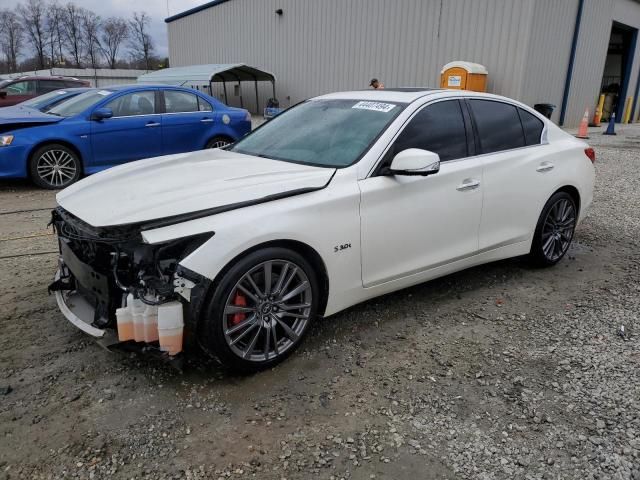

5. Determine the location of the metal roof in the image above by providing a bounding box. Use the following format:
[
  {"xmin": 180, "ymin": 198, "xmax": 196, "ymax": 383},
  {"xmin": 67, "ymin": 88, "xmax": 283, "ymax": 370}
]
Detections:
[
  {"xmin": 137, "ymin": 64, "xmax": 276, "ymax": 85},
  {"xmin": 165, "ymin": 0, "xmax": 231, "ymax": 23}
]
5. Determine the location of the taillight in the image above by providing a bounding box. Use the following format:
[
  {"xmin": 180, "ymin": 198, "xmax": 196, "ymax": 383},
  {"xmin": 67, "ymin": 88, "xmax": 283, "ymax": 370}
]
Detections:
[{"xmin": 584, "ymin": 147, "xmax": 595, "ymax": 163}]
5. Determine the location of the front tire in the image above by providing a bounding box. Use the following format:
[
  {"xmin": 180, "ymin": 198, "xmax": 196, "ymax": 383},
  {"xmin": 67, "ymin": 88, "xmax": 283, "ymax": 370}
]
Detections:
[
  {"xmin": 200, "ymin": 248, "xmax": 319, "ymax": 372},
  {"xmin": 529, "ymin": 192, "xmax": 577, "ymax": 267},
  {"xmin": 29, "ymin": 143, "xmax": 81, "ymax": 189},
  {"xmin": 206, "ymin": 136, "xmax": 232, "ymax": 149}
]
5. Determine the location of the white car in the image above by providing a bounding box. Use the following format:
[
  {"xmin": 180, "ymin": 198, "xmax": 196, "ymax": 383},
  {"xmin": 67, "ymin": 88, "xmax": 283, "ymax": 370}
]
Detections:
[{"xmin": 51, "ymin": 88, "xmax": 595, "ymax": 371}]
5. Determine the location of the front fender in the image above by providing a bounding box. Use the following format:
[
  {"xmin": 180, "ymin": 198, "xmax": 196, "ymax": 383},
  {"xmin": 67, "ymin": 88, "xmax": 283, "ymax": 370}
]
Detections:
[{"xmin": 141, "ymin": 174, "xmax": 363, "ymax": 316}]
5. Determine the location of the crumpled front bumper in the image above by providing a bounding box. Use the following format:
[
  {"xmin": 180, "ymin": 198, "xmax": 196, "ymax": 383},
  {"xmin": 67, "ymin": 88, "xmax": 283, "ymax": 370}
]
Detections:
[{"xmin": 53, "ymin": 268, "xmax": 111, "ymax": 338}]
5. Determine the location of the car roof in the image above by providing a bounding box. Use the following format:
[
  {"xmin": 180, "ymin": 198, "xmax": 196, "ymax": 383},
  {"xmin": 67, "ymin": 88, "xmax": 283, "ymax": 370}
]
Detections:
[
  {"xmin": 103, "ymin": 84, "xmax": 209, "ymax": 92},
  {"xmin": 4, "ymin": 76, "xmax": 84, "ymax": 81},
  {"xmin": 312, "ymin": 88, "xmax": 528, "ymax": 105}
]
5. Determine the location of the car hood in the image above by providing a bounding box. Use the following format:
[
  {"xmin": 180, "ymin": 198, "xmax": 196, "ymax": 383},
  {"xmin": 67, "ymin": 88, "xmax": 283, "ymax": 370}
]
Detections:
[
  {"xmin": 56, "ymin": 149, "xmax": 336, "ymax": 228},
  {"xmin": 0, "ymin": 107, "xmax": 62, "ymax": 125}
]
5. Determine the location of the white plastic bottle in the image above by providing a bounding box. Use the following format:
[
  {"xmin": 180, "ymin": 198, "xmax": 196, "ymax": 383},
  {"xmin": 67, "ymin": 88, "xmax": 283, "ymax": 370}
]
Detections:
[
  {"xmin": 115, "ymin": 294, "xmax": 134, "ymax": 342},
  {"xmin": 157, "ymin": 301, "xmax": 184, "ymax": 355},
  {"xmin": 130, "ymin": 296, "xmax": 146, "ymax": 343},
  {"xmin": 143, "ymin": 305, "xmax": 159, "ymax": 343}
]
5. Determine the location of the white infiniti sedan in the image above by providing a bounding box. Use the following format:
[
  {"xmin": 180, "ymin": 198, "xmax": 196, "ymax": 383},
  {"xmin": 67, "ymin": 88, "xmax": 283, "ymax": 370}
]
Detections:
[{"xmin": 51, "ymin": 88, "xmax": 595, "ymax": 371}]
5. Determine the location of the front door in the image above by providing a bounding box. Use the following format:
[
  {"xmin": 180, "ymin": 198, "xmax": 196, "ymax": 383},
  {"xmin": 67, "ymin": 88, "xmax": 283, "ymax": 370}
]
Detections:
[
  {"xmin": 90, "ymin": 90, "xmax": 162, "ymax": 167},
  {"xmin": 359, "ymin": 99, "xmax": 483, "ymax": 287},
  {"xmin": 0, "ymin": 79, "xmax": 37, "ymax": 107}
]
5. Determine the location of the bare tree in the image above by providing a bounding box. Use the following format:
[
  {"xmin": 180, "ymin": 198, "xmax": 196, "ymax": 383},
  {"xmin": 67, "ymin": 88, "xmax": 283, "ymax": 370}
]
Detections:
[
  {"xmin": 62, "ymin": 3, "xmax": 84, "ymax": 67},
  {"xmin": 100, "ymin": 17, "xmax": 128, "ymax": 69},
  {"xmin": 128, "ymin": 12, "xmax": 154, "ymax": 70},
  {"xmin": 18, "ymin": 0, "xmax": 48, "ymax": 69},
  {"xmin": 0, "ymin": 10, "xmax": 22, "ymax": 72},
  {"xmin": 46, "ymin": 2, "xmax": 65, "ymax": 66},
  {"xmin": 81, "ymin": 10, "xmax": 101, "ymax": 69}
]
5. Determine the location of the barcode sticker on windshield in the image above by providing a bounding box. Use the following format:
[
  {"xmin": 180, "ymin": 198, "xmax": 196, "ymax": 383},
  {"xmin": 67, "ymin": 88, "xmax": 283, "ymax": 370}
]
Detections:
[{"xmin": 352, "ymin": 101, "xmax": 396, "ymax": 113}]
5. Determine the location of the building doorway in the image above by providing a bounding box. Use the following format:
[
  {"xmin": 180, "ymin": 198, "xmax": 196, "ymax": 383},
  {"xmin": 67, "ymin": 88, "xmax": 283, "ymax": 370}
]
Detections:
[{"xmin": 599, "ymin": 22, "xmax": 637, "ymax": 122}]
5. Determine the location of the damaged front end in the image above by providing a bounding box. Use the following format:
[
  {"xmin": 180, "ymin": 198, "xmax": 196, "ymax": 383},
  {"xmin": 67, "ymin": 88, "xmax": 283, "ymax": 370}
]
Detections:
[{"xmin": 49, "ymin": 207, "xmax": 212, "ymax": 359}]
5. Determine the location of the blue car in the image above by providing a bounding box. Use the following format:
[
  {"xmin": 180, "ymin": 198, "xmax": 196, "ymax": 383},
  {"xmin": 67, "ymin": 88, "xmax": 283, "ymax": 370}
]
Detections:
[
  {"xmin": 0, "ymin": 87, "xmax": 91, "ymax": 116},
  {"xmin": 0, "ymin": 85, "xmax": 252, "ymax": 189}
]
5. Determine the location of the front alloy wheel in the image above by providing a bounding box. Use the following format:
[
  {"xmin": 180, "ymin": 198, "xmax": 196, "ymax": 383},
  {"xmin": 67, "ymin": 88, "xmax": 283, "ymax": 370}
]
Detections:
[
  {"xmin": 530, "ymin": 192, "xmax": 577, "ymax": 266},
  {"xmin": 201, "ymin": 248, "xmax": 318, "ymax": 371},
  {"xmin": 206, "ymin": 136, "xmax": 231, "ymax": 149},
  {"xmin": 29, "ymin": 144, "xmax": 80, "ymax": 189}
]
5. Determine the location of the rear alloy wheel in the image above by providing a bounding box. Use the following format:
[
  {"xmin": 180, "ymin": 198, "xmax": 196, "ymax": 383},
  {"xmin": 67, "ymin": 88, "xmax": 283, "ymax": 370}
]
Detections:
[
  {"xmin": 201, "ymin": 248, "xmax": 319, "ymax": 372},
  {"xmin": 206, "ymin": 136, "xmax": 232, "ymax": 149},
  {"xmin": 529, "ymin": 192, "xmax": 577, "ymax": 266},
  {"xmin": 29, "ymin": 144, "xmax": 80, "ymax": 189}
]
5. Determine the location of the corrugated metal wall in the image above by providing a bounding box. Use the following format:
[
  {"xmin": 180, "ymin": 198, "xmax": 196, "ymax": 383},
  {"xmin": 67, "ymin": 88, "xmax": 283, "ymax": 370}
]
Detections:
[
  {"xmin": 520, "ymin": 0, "xmax": 579, "ymax": 124},
  {"xmin": 168, "ymin": 0, "xmax": 537, "ymax": 107},
  {"xmin": 168, "ymin": 0, "xmax": 640, "ymax": 126},
  {"xmin": 563, "ymin": 0, "xmax": 615, "ymax": 126},
  {"xmin": 613, "ymin": 0, "xmax": 640, "ymax": 121}
]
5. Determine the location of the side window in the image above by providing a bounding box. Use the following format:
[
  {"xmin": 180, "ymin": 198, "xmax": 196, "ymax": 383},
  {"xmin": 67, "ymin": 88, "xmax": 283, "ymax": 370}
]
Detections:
[
  {"xmin": 469, "ymin": 100, "xmax": 525, "ymax": 153},
  {"xmin": 164, "ymin": 90, "xmax": 199, "ymax": 113},
  {"xmin": 107, "ymin": 91, "xmax": 156, "ymax": 117},
  {"xmin": 198, "ymin": 97, "xmax": 213, "ymax": 112},
  {"xmin": 393, "ymin": 100, "xmax": 468, "ymax": 161},
  {"xmin": 4, "ymin": 80, "xmax": 36, "ymax": 96},
  {"xmin": 38, "ymin": 80, "xmax": 65, "ymax": 94},
  {"xmin": 518, "ymin": 108, "xmax": 544, "ymax": 146}
]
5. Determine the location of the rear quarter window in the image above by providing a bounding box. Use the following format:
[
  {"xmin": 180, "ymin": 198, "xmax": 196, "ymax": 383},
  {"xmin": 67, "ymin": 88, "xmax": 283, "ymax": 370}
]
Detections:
[
  {"xmin": 518, "ymin": 108, "xmax": 544, "ymax": 145},
  {"xmin": 469, "ymin": 99, "xmax": 525, "ymax": 154}
]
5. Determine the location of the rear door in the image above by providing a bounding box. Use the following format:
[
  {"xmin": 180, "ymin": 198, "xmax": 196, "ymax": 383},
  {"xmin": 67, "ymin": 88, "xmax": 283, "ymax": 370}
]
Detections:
[
  {"xmin": 467, "ymin": 99, "xmax": 550, "ymax": 250},
  {"xmin": 90, "ymin": 89, "xmax": 162, "ymax": 167},
  {"xmin": 160, "ymin": 89, "xmax": 215, "ymax": 155}
]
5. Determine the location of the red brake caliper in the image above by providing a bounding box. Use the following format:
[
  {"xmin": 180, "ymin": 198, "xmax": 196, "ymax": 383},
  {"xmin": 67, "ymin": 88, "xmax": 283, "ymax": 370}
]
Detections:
[{"xmin": 231, "ymin": 291, "xmax": 247, "ymax": 325}]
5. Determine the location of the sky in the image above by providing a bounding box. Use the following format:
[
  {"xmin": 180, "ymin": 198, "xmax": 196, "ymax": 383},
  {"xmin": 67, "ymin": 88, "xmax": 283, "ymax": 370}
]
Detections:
[{"xmin": 6, "ymin": 0, "xmax": 207, "ymax": 57}]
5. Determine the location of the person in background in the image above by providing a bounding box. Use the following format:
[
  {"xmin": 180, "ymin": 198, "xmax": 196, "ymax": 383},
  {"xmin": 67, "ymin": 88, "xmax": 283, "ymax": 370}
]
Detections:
[{"xmin": 370, "ymin": 78, "xmax": 384, "ymax": 89}]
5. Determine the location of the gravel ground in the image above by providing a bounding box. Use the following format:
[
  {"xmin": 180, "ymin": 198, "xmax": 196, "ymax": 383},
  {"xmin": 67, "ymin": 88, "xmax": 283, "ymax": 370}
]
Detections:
[{"xmin": 0, "ymin": 124, "xmax": 639, "ymax": 480}]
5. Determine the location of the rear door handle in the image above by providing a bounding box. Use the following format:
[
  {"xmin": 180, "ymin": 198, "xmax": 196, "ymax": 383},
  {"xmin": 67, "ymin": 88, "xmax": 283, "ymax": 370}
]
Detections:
[
  {"xmin": 456, "ymin": 179, "xmax": 481, "ymax": 191},
  {"xmin": 536, "ymin": 161, "xmax": 555, "ymax": 172},
  {"xmin": 200, "ymin": 118, "xmax": 214, "ymax": 123},
  {"xmin": 146, "ymin": 122, "xmax": 160, "ymax": 127}
]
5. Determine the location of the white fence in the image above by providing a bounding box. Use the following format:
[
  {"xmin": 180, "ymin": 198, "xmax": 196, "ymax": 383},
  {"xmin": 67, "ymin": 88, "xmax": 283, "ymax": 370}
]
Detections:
[{"xmin": 0, "ymin": 68, "xmax": 149, "ymax": 87}]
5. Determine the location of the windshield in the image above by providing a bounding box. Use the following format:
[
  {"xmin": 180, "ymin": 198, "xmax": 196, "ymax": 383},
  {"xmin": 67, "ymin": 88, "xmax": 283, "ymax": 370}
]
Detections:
[
  {"xmin": 230, "ymin": 99, "xmax": 404, "ymax": 167},
  {"xmin": 21, "ymin": 90, "xmax": 74, "ymax": 111},
  {"xmin": 48, "ymin": 89, "xmax": 112, "ymax": 117}
]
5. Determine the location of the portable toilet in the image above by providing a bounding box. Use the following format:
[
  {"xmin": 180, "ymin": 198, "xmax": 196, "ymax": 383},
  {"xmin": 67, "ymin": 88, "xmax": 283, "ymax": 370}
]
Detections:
[{"xmin": 440, "ymin": 61, "xmax": 488, "ymax": 92}]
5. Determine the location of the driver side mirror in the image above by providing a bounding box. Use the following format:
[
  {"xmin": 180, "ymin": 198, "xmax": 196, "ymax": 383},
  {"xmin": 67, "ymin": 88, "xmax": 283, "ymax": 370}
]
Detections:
[
  {"xmin": 0, "ymin": 90, "xmax": 7, "ymax": 99},
  {"xmin": 387, "ymin": 148, "xmax": 440, "ymax": 176},
  {"xmin": 91, "ymin": 107, "xmax": 113, "ymax": 121}
]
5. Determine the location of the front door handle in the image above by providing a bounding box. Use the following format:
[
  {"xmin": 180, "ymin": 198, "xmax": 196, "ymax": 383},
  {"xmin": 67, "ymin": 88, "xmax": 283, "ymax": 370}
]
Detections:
[
  {"xmin": 536, "ymin": 161, "xmax": 555, "ymax": 172},
  {"xmin": 200, "ymin": 118, "xmax": 214, "ymax": 123},
  {"xmin": 146, "ymin": 122, "xmax": 160, "ymax": 127},
  {"xmin": 456, "ymin": 179, "xmax": 481, "ymax": 191}
]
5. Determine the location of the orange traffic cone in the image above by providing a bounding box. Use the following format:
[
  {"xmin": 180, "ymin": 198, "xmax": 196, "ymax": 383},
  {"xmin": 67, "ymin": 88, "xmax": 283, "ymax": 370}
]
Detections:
[{"xmin": 576, "ymin": 109, "xmax": 589, "ymax": 139}]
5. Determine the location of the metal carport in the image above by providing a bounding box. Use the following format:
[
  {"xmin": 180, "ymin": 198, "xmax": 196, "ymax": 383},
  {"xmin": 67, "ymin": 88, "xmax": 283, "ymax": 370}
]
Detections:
[{"xmin": 137, "ymin": 63, "xmax": 276, "ymax": 112}]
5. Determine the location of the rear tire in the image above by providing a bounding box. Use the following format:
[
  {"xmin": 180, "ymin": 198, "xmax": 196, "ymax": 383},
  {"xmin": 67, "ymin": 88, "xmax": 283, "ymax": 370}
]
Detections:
[
  {"xmin": 200, "ymin": 247, "xmax": 319, "ymax": 372},
  {"xmin": 206, "ymin": 136, "xmax": 232, "ymax": 149},
  {"xmin": 29, "ymin": 143, "xmax": 81, "ymax": 189},
  {"xmin": 529, "ymin": 192, "xmax": 577, "ymax": 267}
]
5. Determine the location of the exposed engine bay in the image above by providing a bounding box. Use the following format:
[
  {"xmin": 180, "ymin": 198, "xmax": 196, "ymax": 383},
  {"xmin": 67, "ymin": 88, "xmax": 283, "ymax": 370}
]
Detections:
[{"xmin": 48, "ymin": 207, "xmax": 212, "ymax": 356}]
